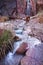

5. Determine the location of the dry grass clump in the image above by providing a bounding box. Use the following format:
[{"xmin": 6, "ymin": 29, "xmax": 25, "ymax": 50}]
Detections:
[
  {"xmin": 38, "ymin": 15, "xmax": 43, "ymax": 23},
  {"xmin": 0, "ymin": 16, "xmax": 9, "ymax": 22},
  {"xmin": 31, "ymin": 12, "xmax": 43, "ymax": 23}
]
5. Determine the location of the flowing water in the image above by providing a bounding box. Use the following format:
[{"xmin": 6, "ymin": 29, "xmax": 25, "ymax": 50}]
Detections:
[{"xmin": 0, "ymin": 19, "xmax": 42, "ymax": 65}]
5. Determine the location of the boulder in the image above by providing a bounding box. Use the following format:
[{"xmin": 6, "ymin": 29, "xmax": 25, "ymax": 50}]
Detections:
[
  {"xmin": 16, "ymin": 42, "xmax": 28, "ymax": 54},
  {"xmin": 21, "ymin": 44, "xmax": 43, "ymax": 65},
  {"xmin": 26, "ymin": 48, "xmax": 36, "ymax": 57},
  {"xmin": 21, "ymin": 56, "xmax": 40, "ymax": 65}
]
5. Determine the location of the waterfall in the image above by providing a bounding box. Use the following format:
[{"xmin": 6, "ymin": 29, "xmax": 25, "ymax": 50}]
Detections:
[{"xmin": 25, "ymin": 0, "xmax": 32, "ymax": 16}]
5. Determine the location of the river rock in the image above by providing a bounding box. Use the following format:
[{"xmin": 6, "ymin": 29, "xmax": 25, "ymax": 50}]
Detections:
[
  {"xmin": 21, "ymin": 43, "xmax": 43, "ymax": 65},
  {"xmin": 21, "ymin": 56, "xmax": 40, "ymax": 65},
  {"xmin": 16, "ymin": 42, "xmax": 28, "ymax": 54},
  {"xmin": 26, "ymin": 48, "xmax": 36, "ymax": 57},
  {"xmin": 26, "ymin": 44, "xmax": 43, "ymax": 60}
]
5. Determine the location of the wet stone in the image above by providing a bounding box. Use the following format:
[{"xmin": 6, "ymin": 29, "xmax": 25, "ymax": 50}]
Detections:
[{"xmin": 16, "ymin": 42, "xmax": 28, "ymax": 54}]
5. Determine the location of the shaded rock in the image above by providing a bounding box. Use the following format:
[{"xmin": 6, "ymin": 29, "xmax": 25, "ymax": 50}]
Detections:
[
  {"xmin": 26, "ymin": 46, "xmax": 41, "ymax": 56},
  {"xmin": 13, "ymin": 36, "xmax": 21, "ymax": 41},
  {"xmin": 26, "ymin": 44, "xmax": 43, "ymax": 61},
  {"xmin": 0, "ymin": 0, "xmax": 17, "ymax": 16},
  {"xmin": 21, "ymin": 44, "xmax": 43, "ymax": 65},
  {"xmin": 25, "ymin": 16, "xmax": 30, "ymax": 23},
  {"xmin": 17, "ymin": 0, "xmax": 26, "ymax": 14},
  {"xmin": 30, "ymin": 0, "xmax": 36, "ymax": 15},
  {"xmin": 16, "ymin": 42, "xmax": 28, "ymax": 54}
]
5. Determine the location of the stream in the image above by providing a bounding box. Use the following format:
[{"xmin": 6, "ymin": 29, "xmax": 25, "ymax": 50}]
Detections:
[{"xmin": 0, "ymin": 19, "xmax": 42, "ymax": 65}]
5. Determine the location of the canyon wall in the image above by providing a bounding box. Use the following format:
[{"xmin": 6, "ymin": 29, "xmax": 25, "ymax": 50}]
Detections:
[{"xmin": 0, "ymin": 0, "xmax": 43, "ymax": 16}]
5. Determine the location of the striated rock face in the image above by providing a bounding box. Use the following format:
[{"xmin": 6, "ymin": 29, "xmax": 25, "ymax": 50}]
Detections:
[{"xmin": 16, "ymin": 42, "xmax": 28, "ymax": 54}]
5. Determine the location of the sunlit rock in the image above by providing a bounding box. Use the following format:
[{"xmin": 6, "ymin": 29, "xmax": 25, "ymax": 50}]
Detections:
[{"xmin": 0, "ymin": 16, "xmax": 9, "ymax": 22}]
